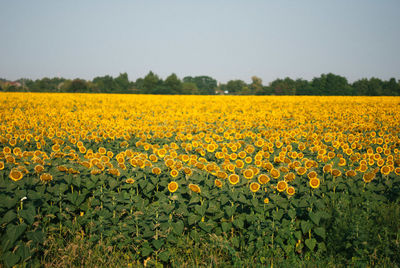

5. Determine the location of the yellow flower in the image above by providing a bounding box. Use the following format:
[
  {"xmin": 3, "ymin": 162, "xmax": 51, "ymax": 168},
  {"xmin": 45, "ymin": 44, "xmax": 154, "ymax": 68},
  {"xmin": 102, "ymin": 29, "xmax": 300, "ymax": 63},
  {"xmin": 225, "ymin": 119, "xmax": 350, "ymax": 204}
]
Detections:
[
  {"xmin": 249, "ymin": 182, "xmax": 260, "ymax": 193},
  {"xmin": 263, "ymin": 197, "xmax": 269, "ymax": 204},
  {"xmin": 270, "ymin": 168, "xmax": 280, "ymax": 179},
  {"xmin": 243, "ymin": 169, "xmax": 254, "ymax": 179},
  {"xmin": 228, "ymin": 174, "xmax": 240, "ymax": 185},
  {"xmin": 168, "ymin": 181, "xmax": 178, "ymax": 193},
  {"xmin": 309, "ymin": 177, "xmax": 320, "ymax": 189},
  {"xmin": 40, "ymin": 173, "xmax": 53, "ymax": 182},
  {"xmin": 126, "ymin": 178, "xmax": 135, "ymax": 184},
  {"xmin": 214, "ymin": 179, "xmax": 223, "ymax": 188},
  {"xmin": 276, "ymin": 180, "xmax": 287, "ymax": 192},
  {"xmin": 9, "ymin": 169, "xmax": 23, "ymax": 181},
  {"xmin": 188, "ymin": 184, "xmax": 201, "ymax": 193},
  {"xmin": 257, "ymin": 174, "xmax": 270, "ymax": 184},
  {"xmin": 286, "ymin": 186, "xmax": 295, "ymax": 196},
  {"xmin": 170, "ymin": 169, "xmax": 179, "ymax": 178}
]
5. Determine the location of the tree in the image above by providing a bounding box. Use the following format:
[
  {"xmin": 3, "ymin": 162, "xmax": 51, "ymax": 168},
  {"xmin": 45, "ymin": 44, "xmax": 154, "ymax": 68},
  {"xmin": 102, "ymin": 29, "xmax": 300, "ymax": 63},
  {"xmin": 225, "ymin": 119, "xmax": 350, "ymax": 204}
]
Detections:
[
  {"xmin": 114, "ymin": 73, "xmax": 130, "ymax": 92},
  {"xmin": 183, "ymin": 76, "xmax": 217, "ymax": 94},
  {"xmin": 93, "ymin": 75, "xmax": 116, "ymax": 92},
  {"xmin": 226, "ymin": 80, "xmax": 247, "ymax": 94},
  {"xmin": 164, "ymin": 73, "xmax": 182, "ymax": 94},
  {"xmin": 311, "ymin": 73, "xmax": 352, "ymax": 95},
  {"xmin": 270, "ymin": 77, "xmax": 296, "ymax": 95},
  {"xmin": 352, "ymin": 78, "xmax": 369, "ymax": 96},
  {"xmin": 182, "ymin": 82, "xmax": 198, "ymax": 94},
  {"xmin": 67, "ymin": 79, "xmax": 88, "ymax": 92},
  {"xmin": 143, "ymin": 71, "xmax": 162, "ymax": 93},
  {"xmin": 250, "ymin": 76, "xmax": 263, "ymax": 93}
]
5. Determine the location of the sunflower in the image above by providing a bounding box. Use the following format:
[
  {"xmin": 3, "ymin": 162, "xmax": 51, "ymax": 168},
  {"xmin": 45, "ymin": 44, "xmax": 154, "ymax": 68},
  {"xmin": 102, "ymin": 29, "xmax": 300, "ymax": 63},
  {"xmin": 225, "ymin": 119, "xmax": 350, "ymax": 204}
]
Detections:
[
  {"xmin": 284, "ymin": 172, "xmax": 295, "ymax": 182},
  {"xmin": 170, "ymin": 169, "xmax": 179, "ymax": 178},
  {"xmin": 270, "ymin": 168, "xmax": 280, "ymax": 179},
  {"xmin": 215, "ymin": 179, "xmax": 223, "ymax": 188},
  {"xmin": 381, "ymin": 165, "xmax": 391, "ymax": 176},
  {"xmin": 58, "ymin": 165, "xmax": 68, "ymax": 172},
  {"xmin": 228, "ymin": 174, "xmax": 240, "ymax": 185},
  {"xmin": 258, "ymin": 174, "xmax": 270, "ymax": 184},
  {"xmin": 206, "ymin": 144, "xmax": 216, "ymax": 153},
  {"xmin": 168, "ymin": 181, "xmax": 178, "ymax": 193},
  {"xmin": 307, "ymin": 171, "xmax": 317, "ymax": 179},
  {"xmin": 34, "ymin": 164, "xmax": 44, "ymax": 173},
  {"xmin": 244, "ymin": 156, "xmax": 252, "ymax": 164},
  {"xmin": 238, "ymin": 151, "xmax": 246, "ymax": 159},
  {"xmin": 331, "ymin": 169, "xmax": 342, "ymax": 177},
  {"xmin": 345, "ymin": 170, "xmax": 357, "ymax": 177},
  {"xmin": 249, "ymin": 182, "xmax": 260, "ymax": 193},
  {"xmin": 296, "ymin": 167, "xmax": 307, "ymax": 176},
  {"xmin": 189, "ymin": 184, "xmax": 201, "ymax": 193},
  {"xmin": 263, "ymin": 162, "xmax": 273, "ymax": 171},
  {"xmin": 323, "ymin": 164, "xmax": 332, "ymax": 174},
  {"xmin": 0, "ymin": 161, "xmax": 4, "ymax": 170},
  {"xmin": 40, "ymin": 173, "xmax": 53, "ymax": 182},
  {"xmin": 286, "ymin": 186, "xmax": 295, "ymax": 196},
  {"xmin": 276, "ymin": 180, "xmax": 287, "ymax": 192},
  {"xmin": 125, "ymin": 178, "xmax": 135, "ymax": 184},
  {"xmin": 109, "ymin": 168, "xmax": 121, "ymax": 176},
  {"xmin": 52, "ymin": 144, "xmax": 60, "ymax": 152},
  {"xmin": 98, "ymin": 147, "xmax": 107, "ymax": 155},
  {"xmin": 243, "ymin": 169, "xmax": 254, "ymax": 180},
  {"xmin": 309, "ymin": 177, "xmax": 320, "ymax": 189},
  {"xmin": 363, "ymin": 172, "xmax": 375, "ymax": 183},
  {"xmin": 183, "ymin": 167, "xmax": 192, "ymax": 176},
  {"xmin": 3, "ymin": 146, "xmax": 12, "ymax": 154},
  {"xmin": 9, "ymin": 169, "xmax": 23, "ymax": 181},
  {"xmin": 235, "ymin": 159, "xmax": 244, "ymax": 169},
  {"xmin": 217, "ymin": 171, "xmax": 228, "ymax": 179},
  {"xmin": 6, "ymin": 155, "xmax": 15, "ymax": 164},
  {"xmin": 263, "ymin": 197, "xmax": 269, "ymax": 204},
  {"xmin": 338, "ymin": 158, "xmax": 346, "ymax": 166},
  {"xmin": 394, "ymin": 167, "xmax": 400, "ymax": 176}
]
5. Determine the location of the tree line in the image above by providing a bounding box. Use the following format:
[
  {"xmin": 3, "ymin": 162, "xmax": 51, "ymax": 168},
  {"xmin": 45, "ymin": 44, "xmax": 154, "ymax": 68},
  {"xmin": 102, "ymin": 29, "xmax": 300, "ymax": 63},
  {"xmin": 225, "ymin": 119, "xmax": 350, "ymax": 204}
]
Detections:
[{"xmin": 1, "ymin": 72, "xmax": 399, "ymax": 96}]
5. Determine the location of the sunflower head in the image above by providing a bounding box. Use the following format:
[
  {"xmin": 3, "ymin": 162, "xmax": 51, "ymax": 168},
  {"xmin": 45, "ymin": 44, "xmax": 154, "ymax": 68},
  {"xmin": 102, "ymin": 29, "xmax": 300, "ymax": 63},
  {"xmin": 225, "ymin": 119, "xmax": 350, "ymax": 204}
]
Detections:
[
  {"xmin": 249, "ymin": 182, "xmax": 260, "ymax": 193},
  {"xmin": 228, "ymin": 174, "xmax": 240, "ymax": 185},
  {"xmin": 168, "ymin": 181, "xmax": 178, "ymax": 193},
  {"xmin": 188, "ymin": 184, "xmax": 201, "ymax": 193}
]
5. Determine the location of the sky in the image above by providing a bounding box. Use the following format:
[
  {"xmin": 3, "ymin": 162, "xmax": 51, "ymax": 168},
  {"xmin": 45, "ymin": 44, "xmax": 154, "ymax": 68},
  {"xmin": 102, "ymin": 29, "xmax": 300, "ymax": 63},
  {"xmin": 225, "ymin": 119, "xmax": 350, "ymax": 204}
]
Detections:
[{"xmin": 0, "ymin": 0, "xmax": 399, "ymax": 84}]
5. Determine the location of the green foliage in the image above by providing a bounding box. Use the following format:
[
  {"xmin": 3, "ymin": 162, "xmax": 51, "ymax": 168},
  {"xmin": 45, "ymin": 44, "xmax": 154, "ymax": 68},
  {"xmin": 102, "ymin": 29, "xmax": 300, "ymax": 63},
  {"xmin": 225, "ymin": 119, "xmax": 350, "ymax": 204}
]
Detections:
[{"xmin": 2, "ymin": 73, "xmax": 399, "ymax": 95}]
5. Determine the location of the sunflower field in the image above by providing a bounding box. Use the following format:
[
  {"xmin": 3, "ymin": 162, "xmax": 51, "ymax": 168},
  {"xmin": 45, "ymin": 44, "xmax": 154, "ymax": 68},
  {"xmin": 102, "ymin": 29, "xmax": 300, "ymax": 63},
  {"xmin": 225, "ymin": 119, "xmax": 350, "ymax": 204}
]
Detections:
[{"xmin": 0, "ymin": 93, "xmax": 400, "ymax": 266}]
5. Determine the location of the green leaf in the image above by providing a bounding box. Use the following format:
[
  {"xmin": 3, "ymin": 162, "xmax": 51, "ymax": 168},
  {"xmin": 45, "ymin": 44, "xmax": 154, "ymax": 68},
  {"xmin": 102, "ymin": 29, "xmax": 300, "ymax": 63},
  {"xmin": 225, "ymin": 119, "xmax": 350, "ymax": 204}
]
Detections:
[
  {"xmin": 314, "ymin": 227, "xmax": 326, "ymax": 239},
  {"xmin": 1, "ymin": 210, "xmax": 17, "ymax": 225},
  {"xmin": 224, "ymin": 206, "xmax": 235, "ymax": 217},
  {"xmin": 2, "ymin": 251, "xmax": 20, "ymax": 267},
  {"xmin": 288, "ymin": 209, "xmax": 296, "ymax": 219},
  {"xmin": 152, "ymin": 239, "xmax": 164, "ymax": 250},
  {"xmin": 309, "ymin": 211, "xmax": 321, "ymax": 225},
  {"xmin": 19, "ymin": 206, "xmax": 36, "ymax": 225},
  {"xmin": 188, "ymin": 214, "xmax": 200, "ymax": 225},
  {"xmin": 158, "ymin": 250, "xmax": 170, "ymax": 262},
  {"xmin": 195, "ymin": 205, "xmax": 206, "ymax": 216},
  {"xmin": 301, "ymin": 220, "xmax": 312, "ymax": 234},
  {"xmin": 172, "ymin": 220, "xmax": 184, "ymax": 235},
  {"xmin": 2, "ymin": 197, "xmax": 17, "ymax": 209},
  {"xmin": 305, "ymin": 238, "xmax": 316, "ymax": 251},
  {"xmin": 233, "ymin": 218, "xmax": 244, "ymax": 229},
  {"xmin": 272, "ymin": 209, "xmax": 284, "ymax": 221},
  {"xmin": 221, "ymin": 222, "xmax": 232, "ymax": 233},
  {"xmin": 141, "ymin": 244, "xmax": 153, "ymax": 257},
  {"xmin": 3, "ymin": 223, "xmax": 27, "ymax": 251},
  {"xmin": 198, "ymin": 221, "xmax": 214, "ymax": 233}
]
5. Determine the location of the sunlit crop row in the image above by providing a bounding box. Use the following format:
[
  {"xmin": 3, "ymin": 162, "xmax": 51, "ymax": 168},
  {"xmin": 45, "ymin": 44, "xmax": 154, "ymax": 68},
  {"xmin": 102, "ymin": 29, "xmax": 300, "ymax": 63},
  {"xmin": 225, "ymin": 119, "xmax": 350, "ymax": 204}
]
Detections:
[{"xmin": 1, "ymin": 93, "xmax": 399, "ymax": 195}]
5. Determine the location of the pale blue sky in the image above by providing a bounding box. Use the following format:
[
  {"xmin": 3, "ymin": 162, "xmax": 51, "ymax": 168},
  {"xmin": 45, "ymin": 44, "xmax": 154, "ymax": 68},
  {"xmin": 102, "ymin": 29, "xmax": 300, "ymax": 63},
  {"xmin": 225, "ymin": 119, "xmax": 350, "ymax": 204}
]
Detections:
[{"xmin": 1, "ymin": 0, "xmax": 399, "ymax": 83}]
